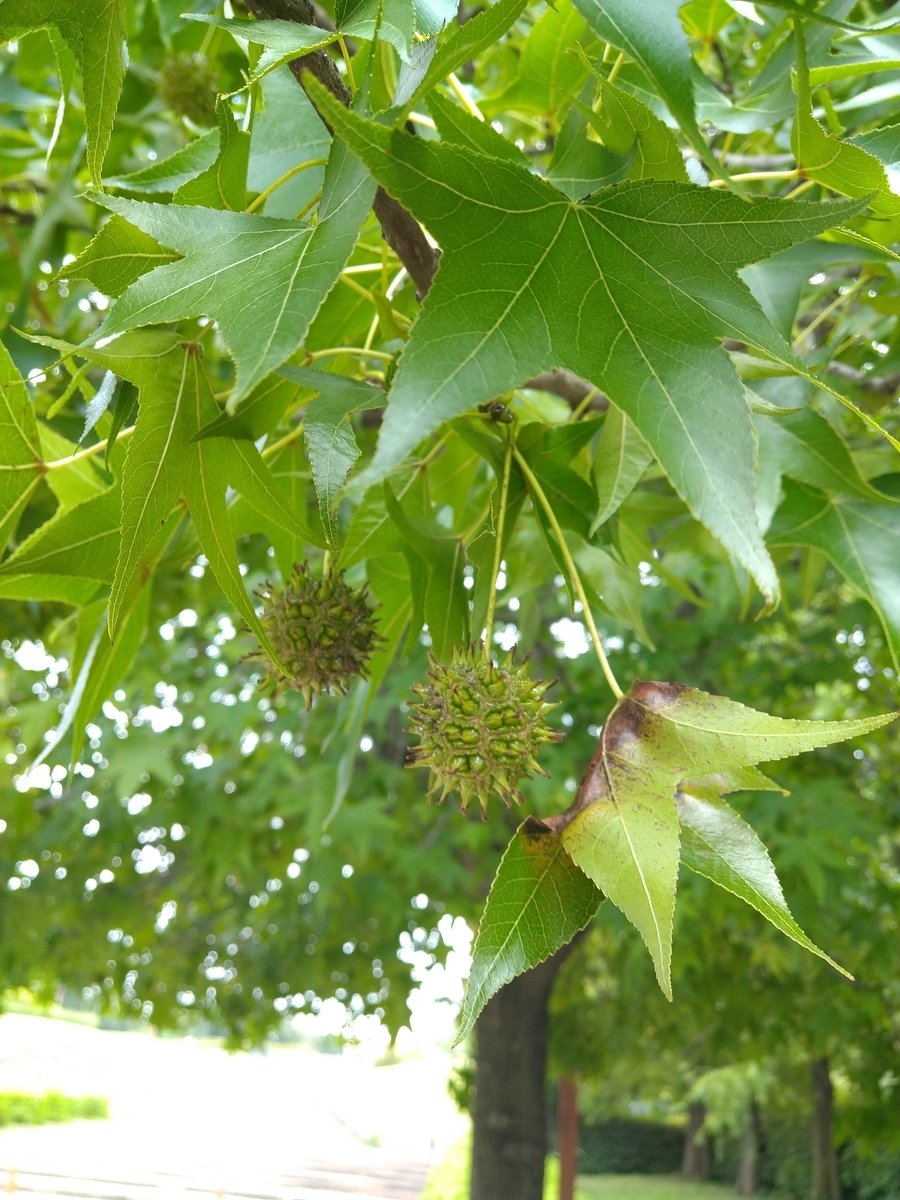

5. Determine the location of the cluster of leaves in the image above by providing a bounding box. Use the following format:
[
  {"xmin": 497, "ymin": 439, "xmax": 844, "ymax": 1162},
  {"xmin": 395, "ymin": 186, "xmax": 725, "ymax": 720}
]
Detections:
[
  {"xmin": 1, "ymin": 0, "xmax": 900, "ymax": 1038},
  {"xmin": 548, "ymin": 586, "xmax": 900, "ymax": 1153}
]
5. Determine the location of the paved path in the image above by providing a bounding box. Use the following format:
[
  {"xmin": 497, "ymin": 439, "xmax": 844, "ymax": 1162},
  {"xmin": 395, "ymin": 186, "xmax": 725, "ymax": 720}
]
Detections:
[{"xmin": 0, "ymin": 1014, "xmax": 466, "ymax": 1198}]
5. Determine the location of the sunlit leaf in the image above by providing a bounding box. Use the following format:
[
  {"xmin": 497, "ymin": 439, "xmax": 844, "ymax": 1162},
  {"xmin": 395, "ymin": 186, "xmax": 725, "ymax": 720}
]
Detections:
[
  {"xmin": 457, "ymin": 819, "xmax": 603, "ymax": 1041},
  {"xmin": 311, "ymin": 80, "xmax": 864, "ymax": 604}
]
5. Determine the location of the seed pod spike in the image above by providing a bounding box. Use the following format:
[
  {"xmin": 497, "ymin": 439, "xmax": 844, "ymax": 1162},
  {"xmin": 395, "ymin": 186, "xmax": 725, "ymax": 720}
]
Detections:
[{"xmin": 407, "ymin": 643, "xmax": 565, "ymax": 816}]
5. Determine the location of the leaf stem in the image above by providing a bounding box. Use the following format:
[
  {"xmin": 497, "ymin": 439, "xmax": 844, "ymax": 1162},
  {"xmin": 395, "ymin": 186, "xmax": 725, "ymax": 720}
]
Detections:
[
  {"xmin": 570, "ymin": 387, "xmax": 601, "ymax": 422},
  {"xmin": 306, "ymin": 346, "xmax": 394, "ymax": 362},
  {"xmin": 46, "ymin": 361, "xmax": 91, "ymax": 419},
  {"xmin": 261, "ymin": 424, "xmax": 305, "ymax": 461},
  {"xmin": 709, "ymin": 169, "xmax": 801, "ymax": 187},
  {"xmin": 245, "ymin": 158, "xmax": 329, "ymax": 213},
  {"xmin": 44, "ymin": 424, "xmax": 135, "ymax": 471},
  {"xmin": 512, "ymin": 445, "xmax": 623, "ymax": 700},
  {"xmin": 606, "ymin": 49, "xmax": 626, "ymax": 85},
  {"xmin": 447, "ymin": 72, "xmax": 484, "ymax": 120},
  {"xmin": 338, "ymin": 36, "xmax": 356, "ymax": 92},
  {"xmin": 294, "ymin": 189, "xmax": 323, "ymax": 221},
  {"xmin": 792, "ymin": 272, "xmax": 867, "ymax": 350},
  {"xmin": 483, "ymin": 436, "xmax": 513, "ymax": 659}
]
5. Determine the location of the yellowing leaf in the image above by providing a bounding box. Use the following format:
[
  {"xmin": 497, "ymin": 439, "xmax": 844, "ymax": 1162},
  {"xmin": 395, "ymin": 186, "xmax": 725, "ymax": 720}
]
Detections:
[{"xmin": 553, "ymin": 680, "xmax": 895, "ymax": 993}]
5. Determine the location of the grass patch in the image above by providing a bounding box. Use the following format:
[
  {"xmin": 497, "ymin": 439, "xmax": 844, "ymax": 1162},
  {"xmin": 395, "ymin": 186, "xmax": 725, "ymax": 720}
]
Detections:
[
  {"xmin": 0, "ymin": 1093, "xmax": 108, "ymax": 1126},
  {"xmin": 579, "ymin": 1176, "xmax": 738, "ymax": 1199},
  {"xmin": 422, "ymin": 1138, "xmax": 739, "ymax": 1200}
]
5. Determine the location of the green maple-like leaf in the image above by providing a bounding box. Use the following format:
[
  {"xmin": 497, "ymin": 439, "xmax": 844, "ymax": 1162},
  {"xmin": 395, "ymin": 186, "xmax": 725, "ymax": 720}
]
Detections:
[
  {"xmin": 0, "ymin": 342, "xmax": 43, "ymax": 550},
  {"xmin": 768, "ymin": 479, "xmax": 900, "ymax": 671},
  {"xmin": 0, "ymin": 0, "xmax": 127, "ymax": 184},
  {"xmin": 0, "ymin": 486, "xmax": 121, "ymax": 584},
  {"xmin": 556, "ymin": 680, "xmax": 895, "ymax": 995},
  {"xmin": 85, "ymin": 135, "xmax": 373, "ymax": 407},
  {"xmin": 457, "ymin": 818, "xmax": 603, "ymax": 1042},
  {"xmin": 62, "ymin": 215, "xmax": 179, "ymax": 299},
  {"xmin": 279, "ymin": 365, "xmax": 384, "ymax": 549},
  {"xmin": 675, "ymin": 778, "xmax": 849, "ymax": 978},
  {"xmin": 59, "ymin": 332, "xmax": 324, "ymax": 650},
  {"xmin": 308, "ymin": 78, "xmax": 864, "ymax": 605},
  {"xmin": 570, "ymin": 0, "xmax": 713, "ymax": 171},
  {"xmin": 793, "ymin": 21, "xmax": 900, "ymax": 220},
  {"xmin": 592, "ymin": 402, "xmax": 653, "ymax": 531}
]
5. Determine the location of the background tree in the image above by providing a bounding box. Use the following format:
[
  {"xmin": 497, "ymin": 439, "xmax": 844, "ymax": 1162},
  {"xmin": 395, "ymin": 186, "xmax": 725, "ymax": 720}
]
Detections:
[{"xmin": 2, "ymin": 1, "xmax": 900, "ymax": 1198}]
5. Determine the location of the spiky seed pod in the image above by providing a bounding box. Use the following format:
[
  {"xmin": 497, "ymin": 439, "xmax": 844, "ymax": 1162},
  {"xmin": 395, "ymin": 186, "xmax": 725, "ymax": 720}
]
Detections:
[
  {"xmin": 158, "ymin": 54, "xmax": 218, "ymax": 127},
  {"xmin": 255, "ymin": 563, "xmax": 381, "ymax": 708},
  {"xmin": 407, "ymin": 644, "xmax": 563, "ymax": 816}
]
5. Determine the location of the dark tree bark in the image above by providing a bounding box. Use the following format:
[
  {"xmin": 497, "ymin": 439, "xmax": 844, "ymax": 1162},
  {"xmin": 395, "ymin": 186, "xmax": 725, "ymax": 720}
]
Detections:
[
  {"xmin": 557, "ymin": 1077, "xmax": 578, "ymax": 1200},
  {"xmin": 243, "ymin": 0, "xmax": 439, "ymax": 297},
  {"xmin": 682, "ymin": 1100, "xmax": 711, "ymax": 1180},
  {"xmin": 811, "ymin": 1057, "xmax": 842, "ymax": 1200},
  {"xmin": 736, "ymin": 1100, "xmax": 763, "ymax": 1195},
  {"xmin": 470, "ymin": 948, "xmax": 570, "ymax": 1200}
]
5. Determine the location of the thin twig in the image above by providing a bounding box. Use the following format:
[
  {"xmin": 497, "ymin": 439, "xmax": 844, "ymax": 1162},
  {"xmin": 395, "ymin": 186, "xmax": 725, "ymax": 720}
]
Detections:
[
  {"xmin": 483, "ymin": 437, "xmax": 513, "ymax": 656},
  {"xmin": 512, "ymin": 446, "xmax": 623, "ymax": 700}
]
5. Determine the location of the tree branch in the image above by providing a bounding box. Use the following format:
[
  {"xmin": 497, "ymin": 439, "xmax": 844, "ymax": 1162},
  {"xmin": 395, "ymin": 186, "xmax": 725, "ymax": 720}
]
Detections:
[
  {"xmin": 522, "ymin": 368, "xmax": 609, "ymax": 411},
  {"xmin": 243, "ymin": 0, "xmax": 439, "ymax": 296}
]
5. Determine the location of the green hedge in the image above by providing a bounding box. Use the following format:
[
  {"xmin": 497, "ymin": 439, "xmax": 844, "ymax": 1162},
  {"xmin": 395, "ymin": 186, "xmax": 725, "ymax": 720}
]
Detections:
[
  {"xmin": 574, "ymin": 1119, "xmax": 684, "ymax": 1175},
  {"xmin": 571, "ymin": 1115, "xmax": 899, "ymax": 1199},
  {"xmin": 0, "ymin": 1092, "xmax": 108, "ymax": 1126}
]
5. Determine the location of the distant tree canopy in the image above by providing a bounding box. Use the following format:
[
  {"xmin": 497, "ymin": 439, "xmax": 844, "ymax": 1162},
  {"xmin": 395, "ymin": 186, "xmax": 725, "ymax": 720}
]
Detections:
[{"xmin": 2, "ymin": 1, "xmax": 900, "ymax": 1196}]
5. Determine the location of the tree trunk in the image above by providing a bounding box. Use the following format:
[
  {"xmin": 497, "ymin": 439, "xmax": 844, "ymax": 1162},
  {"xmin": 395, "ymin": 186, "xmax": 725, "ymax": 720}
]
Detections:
[
  {"xmin": 683, "ymin": 1100, "xmax": 711, "ymax": 1180},
  {"xmin": 557, "ymin": 1077, "xmax": 578, "ymax": 1200},
  {"xmin": 736, "ymin": 1100, "xmax": 763, "ymax": 1195},
  {"xmin": 811, "ymin": 1057, "xmax": 842, "ymax": 1200},
  {"xmin": 470, "ymin": 949, "xmax": 569, "ymax": 1200}
]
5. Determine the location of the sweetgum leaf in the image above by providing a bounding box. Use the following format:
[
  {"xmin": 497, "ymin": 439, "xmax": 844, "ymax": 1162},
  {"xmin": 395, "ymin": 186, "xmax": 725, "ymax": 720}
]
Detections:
[
  {"xmin": 0, "ymin": 575, "xmax": 100, "ymax": 607},
  {"xmin": 61, "ymin": 215, "xmax": 179, "ymax": 298},
  {"xmin": 676, "ymin": 786, "xmax": 849, "ymax": 977},
  {"xmin": 768, "ymin": 479, "xmax": 900, "ymax": 671},
  {"xmin": 0, "ymin": 342, "xmax": 43, "ymax": 550},
  {"xmin": 408, "ymin": 0, "xmax": 529, "ymax": 109},
  {"xmin": 104, "ymin": 133, "xmax": 219, "ymax": 193},
  {"xmin": 174, "ymin": 100, "xmax": 249, "ymax": 212},
  {"xmin": 557, "ymin": 680, "xmax": 895, "ymax": 994},
  {"xmin": 66, "ymin": 332, "xmax": 324, "ymax": 648},
  {"xmin": 384, "ymin": 484, "xmax": 469, "ymax": 659},
  {"xmin": 592, "ymin": 403, "xmax": 653, "ymax": 531},
  {"xmin": 85, "ymin": 133, "xmax": 373, "ymax": 406},
  {"xmin": 570, "ymin": 0, "xmax": 710, "ymax": 168},
  {"xmin": 281, "ymin": 367, "xmax": 383, "ymax": 548},
  {"xmin": 483, "ymin": 0, "xmax": 590, "ymax": 120},
  {"xmin": 457, "ymin": 818, "xmax": 603, "ymax": 1042},
  {"xmin": 793, "ymin": 23, "xmax": 900, "ymax": 220},
  {"xmin": 0, "ymin": 487, "xmax": 121, "ymax": 584},
  {"xmin": 0, "ymin": 0, "xmax": 127, "ymax": 183},
  {"xmin": 756, "ymin": 405, "xmax": 896, "ymax": 505},
  {"xmin": 185, "ymin": 16, "xmax": 338, "ymax": 80},
  {"xmin": 309, "ymin": 79, "xmax": 865, "ymax": 604}
]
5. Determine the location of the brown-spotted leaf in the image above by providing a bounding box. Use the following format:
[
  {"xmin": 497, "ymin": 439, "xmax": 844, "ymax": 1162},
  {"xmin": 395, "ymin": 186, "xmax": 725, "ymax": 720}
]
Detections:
[{"xmin": 558, "ymin": 681, "xmax": 895, "ymax": 996}]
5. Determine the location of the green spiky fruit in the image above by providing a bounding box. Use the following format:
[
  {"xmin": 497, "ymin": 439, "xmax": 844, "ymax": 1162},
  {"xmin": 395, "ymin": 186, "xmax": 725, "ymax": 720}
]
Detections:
[
  {"xmin": 158, "ymin": 54, "xmax": 218, "ymax": 127},
  {"xmin": 256, "ymin": 564, "xmax": 380, "ymax": 707},
  {"xmin": 407, "ymin": 644, "xmax": 563, "ymax": 816}
]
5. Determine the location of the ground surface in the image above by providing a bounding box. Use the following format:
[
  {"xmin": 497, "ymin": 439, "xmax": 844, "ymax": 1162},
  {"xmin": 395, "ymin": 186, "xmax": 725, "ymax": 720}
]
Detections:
[
  {"xmin": 0, "ymin": 1012, "xmax": 466, "ymax": 1199},
  {"xmin": 421, "ymin": 1137, "xmax": 740, "ymax": 1200},
  {"xmin": 578, "ymin": 1177, "xmax": 738, "ymax": 1199}
]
